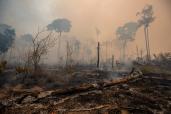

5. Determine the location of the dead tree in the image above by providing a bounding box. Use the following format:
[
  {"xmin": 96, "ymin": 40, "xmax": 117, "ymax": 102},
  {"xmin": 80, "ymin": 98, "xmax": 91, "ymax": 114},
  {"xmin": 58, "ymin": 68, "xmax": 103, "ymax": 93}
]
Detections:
[
  {"xmin": 112, "ymin": 55, "xmax": 114, "ymax": 68},
  {"xmin": 97, "ymin": 42, "xmax": 100, "ymax": 68},
  {"xmin": 31, "ymin": 28, "xmax": 56, "ymax": 72},
  {"xmin": 136, "ymin": 45, "xmax": 140, "ymax": 61}
]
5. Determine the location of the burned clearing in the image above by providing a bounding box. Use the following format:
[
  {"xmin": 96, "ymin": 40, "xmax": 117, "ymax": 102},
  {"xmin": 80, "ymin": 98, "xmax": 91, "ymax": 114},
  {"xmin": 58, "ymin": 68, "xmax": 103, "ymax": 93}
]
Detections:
[
  {"xmin": 0, "ymin": 67, "xmax": 171, "ymax": 114},
  {"xmin": 0, "ymin": 1, "xmax": 171, "ymax": 114}
]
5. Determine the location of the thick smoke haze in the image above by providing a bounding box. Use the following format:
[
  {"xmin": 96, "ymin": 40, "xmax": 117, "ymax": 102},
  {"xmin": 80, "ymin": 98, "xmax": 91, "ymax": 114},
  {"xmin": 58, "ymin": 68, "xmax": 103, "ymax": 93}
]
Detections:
[{"xmin": 0, "ymin": 0, "xmax": 171, "ymax": 62}]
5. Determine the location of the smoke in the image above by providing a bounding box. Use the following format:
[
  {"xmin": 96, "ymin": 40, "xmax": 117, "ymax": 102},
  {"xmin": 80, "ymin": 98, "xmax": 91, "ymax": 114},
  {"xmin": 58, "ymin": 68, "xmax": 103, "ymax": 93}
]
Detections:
[
  {"xmin": 164, "ymin": 0, "xmax": 171, "ymax": 10},
  {"xmin": 14, "ymin": 33, "xmax": 33, "ymax": 52},
  {"xmin": 0, "ymin": 1, "xmax": 170, "ymax": 66},
  {"xmin": 15, "ymin": 34, "xmax": 33, "ymax": 47},
  {"xmin": 95, "ymin": 28, "xmax": 101, "ymax": 36},
  {"xmin": 20, "ymin": 34, "xmax": 33, "ymax": 42},
  {"xmin": 4, "ymin": 33, "xmax": 33, "ymax": 65},
  {"xmin": 64, "ymin": 36, "xmax": 80, "ymax": 54}
]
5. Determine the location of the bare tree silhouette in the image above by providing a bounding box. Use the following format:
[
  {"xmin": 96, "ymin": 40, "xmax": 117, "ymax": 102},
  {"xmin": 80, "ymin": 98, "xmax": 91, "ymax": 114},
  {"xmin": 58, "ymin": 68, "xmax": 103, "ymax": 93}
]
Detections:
[{"xmin": 31, "ymin": 27, "xmax": 56, "ymax": 71}]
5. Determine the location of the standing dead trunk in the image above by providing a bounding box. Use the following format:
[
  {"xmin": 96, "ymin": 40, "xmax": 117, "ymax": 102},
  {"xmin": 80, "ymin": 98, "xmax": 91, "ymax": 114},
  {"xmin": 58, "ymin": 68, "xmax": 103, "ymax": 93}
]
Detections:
[
  {"xmin": 97, "ymin": 42, "xmax": 100, "ymax": 68},
  {"xmin": 144, "ymin": 27, "xmax": 149, "ymax": 61},
  {"xmin": 146, "ymin": 27, "xmax": 151, "ymax": 60},
  {"xmin": 112, "ymin": 55, "xmax": 114, "ymax": 68},
  {"xmin": 136, "ymin": 45, "xmax": 139, "ymax": 60}
]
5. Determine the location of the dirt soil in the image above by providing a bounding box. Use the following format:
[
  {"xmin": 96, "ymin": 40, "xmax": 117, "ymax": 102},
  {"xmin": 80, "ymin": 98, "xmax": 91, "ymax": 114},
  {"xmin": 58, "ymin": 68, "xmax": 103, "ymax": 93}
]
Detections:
[{"xmin": 0, "ymin": 71, "xmax": 171, "ymax": 114}]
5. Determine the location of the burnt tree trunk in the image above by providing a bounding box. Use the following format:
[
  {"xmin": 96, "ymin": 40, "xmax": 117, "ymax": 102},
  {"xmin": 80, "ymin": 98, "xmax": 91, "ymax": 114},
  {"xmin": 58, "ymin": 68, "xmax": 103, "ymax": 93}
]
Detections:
[
  {"xmin": 136, "ymin": 45, "xmax": 139, "ymax": 60},
  {"xmin": 97, "ymin": 42, "xmax": 100, "ymax": 68},
  {"xmin": 144, "ymin": 27, "xmax": 149, "ymax": 61},
  {"xmin": 146, "ymin": 27, "xmax": 151, "ymax": 61},
  {"xmin": 112, "ymin": 55, "xmax": 114, "ymax": 68}
]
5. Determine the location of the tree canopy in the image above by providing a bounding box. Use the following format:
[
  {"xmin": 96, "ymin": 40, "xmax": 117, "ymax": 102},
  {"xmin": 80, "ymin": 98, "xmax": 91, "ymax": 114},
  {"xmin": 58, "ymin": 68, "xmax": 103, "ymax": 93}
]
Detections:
[
  {"xmin": 137, "ymin": 5, "xmax": 155, "ymax": 27},
  {"xmin": 116, "ymin": 22, "xmax": 139, "ymax": 41},
  {"xmin": 0, "ymin": 24, "xmax": 16, "ymax": 54},
  {"xmin": 47, "ymin": 18, "xmax": 72, "ymax": 36}
]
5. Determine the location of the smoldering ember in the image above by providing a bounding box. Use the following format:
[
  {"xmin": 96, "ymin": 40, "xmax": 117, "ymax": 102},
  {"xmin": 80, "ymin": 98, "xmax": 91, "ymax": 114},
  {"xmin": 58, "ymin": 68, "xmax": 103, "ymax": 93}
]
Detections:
[{"xmin": 0, "ymin": 1, "xmax": 171, "ymax": 114}]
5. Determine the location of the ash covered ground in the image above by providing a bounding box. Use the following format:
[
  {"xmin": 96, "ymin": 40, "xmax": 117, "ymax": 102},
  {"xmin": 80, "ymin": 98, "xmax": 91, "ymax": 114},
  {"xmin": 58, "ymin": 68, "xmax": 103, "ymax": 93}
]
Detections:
[{"xmin": 0, "ymin": 65, "xmax": 170, "ymax": 114}]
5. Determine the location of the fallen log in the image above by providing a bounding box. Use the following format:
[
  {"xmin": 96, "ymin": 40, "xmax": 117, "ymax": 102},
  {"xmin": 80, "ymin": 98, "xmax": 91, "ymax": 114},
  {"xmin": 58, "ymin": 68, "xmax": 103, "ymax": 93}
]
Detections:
[{"xmin": 46, "ymin": 70, "xmax": 143, "ymax": 98}]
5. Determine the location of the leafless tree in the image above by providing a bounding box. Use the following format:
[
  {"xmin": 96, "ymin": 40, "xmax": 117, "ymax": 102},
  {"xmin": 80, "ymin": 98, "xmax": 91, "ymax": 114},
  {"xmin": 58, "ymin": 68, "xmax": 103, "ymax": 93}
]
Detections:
[{"xmin": 31, "ymin": 27, "xmax": 56, "ymax": 71}]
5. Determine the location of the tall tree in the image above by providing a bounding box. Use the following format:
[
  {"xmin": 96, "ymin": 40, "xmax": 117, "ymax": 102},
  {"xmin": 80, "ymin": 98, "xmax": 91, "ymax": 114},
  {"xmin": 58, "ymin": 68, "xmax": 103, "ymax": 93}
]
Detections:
[
  {"xmin": 137, "ymin": 5, "xmax": 155, "ymax": 61},
  {"xmin": 47, "ymin": 18, "xmax": 72, "ymax": 64},
  {"xmin": 116, "ymin": 22, "xmax": 139, "ymax": 62}
]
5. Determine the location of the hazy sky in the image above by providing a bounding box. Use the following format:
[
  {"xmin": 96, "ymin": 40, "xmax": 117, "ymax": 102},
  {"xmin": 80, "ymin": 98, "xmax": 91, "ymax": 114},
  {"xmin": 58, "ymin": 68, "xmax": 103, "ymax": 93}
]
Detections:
[{"xmin": 0, "ymin": 0, "xmax": 171, "ymax": 60}]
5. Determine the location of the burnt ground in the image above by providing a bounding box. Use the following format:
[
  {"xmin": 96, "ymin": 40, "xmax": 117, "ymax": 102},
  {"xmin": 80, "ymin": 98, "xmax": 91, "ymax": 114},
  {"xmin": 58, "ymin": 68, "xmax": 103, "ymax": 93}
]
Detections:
[{"xmin": 0, "ymin": 70, "xmax": 171, "ymax": 114}]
